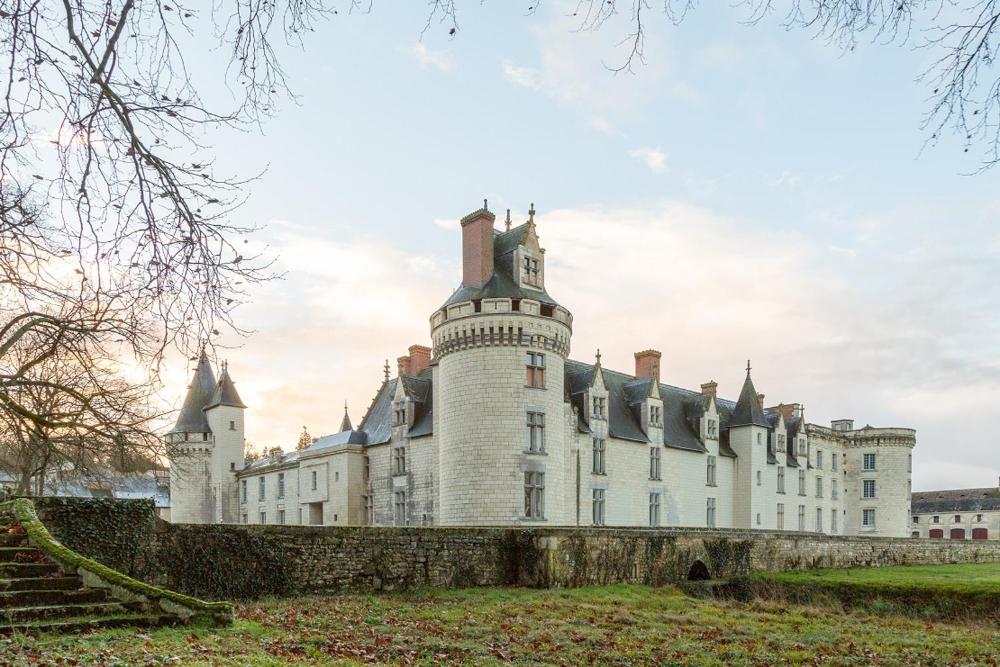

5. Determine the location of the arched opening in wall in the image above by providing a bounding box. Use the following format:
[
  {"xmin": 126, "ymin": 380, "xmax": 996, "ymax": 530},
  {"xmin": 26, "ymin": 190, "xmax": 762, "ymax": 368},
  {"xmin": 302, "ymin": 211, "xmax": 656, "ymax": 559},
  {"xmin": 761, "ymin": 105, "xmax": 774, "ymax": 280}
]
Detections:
[
  {"xmin": 687, "ymin": 560, "xmax": 711, "ymax": 581},
  {"xmin": 950, "ymin": 528, "xmax": 966, "ymax": 540},
  {"xmin": 972, "ymin": 528, "xmax": 988, "ymax": 540},
  {"xmin": 929, "ymin": 528, "xmax": 944, "ymax": 539},
  {"xmin": 911, "ymin": 531, "xmax": 920, "ymax": 538}
]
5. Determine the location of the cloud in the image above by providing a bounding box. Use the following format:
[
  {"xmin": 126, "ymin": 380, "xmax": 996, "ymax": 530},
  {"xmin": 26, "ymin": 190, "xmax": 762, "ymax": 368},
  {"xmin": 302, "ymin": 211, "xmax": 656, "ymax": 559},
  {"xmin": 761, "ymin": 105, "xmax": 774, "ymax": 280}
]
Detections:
[
  {"xmin": 188, "ymin": 202, "xmax": 1000, "ymax": 491},
  {"xmin": 411, "ymin": 43, "xmax": 455, "ymax": 73},
  {"xmin": 432, "ymin": 218, "xmax": 460, "ymax": 230},
  {"xmin": 627, "ymin": 147, "xmax": 668, "ymax": 173},
  {"xmin": 502, "ymin": 62, "xmax": 542, "ymax": 90},
  {"xmin": 770, "ymin": 170, "xmax": 802, "ymax": 188},
  {"xmin": 671, "ymin": 80, "xmax": 703, "ymax": 105}
]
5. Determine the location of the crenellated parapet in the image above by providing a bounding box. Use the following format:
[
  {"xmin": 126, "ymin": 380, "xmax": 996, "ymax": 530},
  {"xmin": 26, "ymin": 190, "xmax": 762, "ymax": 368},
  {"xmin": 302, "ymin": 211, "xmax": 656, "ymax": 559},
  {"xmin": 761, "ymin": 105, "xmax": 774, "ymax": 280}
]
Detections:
[{"xmin": 430, "ymin": 298, "xmax": 572, "ymax": 361}]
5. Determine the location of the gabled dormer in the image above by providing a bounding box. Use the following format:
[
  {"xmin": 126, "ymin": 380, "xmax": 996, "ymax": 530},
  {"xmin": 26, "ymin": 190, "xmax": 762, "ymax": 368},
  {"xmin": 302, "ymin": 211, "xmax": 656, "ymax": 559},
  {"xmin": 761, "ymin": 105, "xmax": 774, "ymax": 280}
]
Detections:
[
  {"xmin": 391, "ymin": 378, "xmax": 413, "ymax": 434},
  {"xmin": 771, "ymin": 409, "xmax": 788, "ymax": 456},
  {"xmin": 701, "ymin": 394, "xmax": 720, "ymax": 442},
  {"xmin": 516, "ymin": 204, "xmax": 545, "ymax": 292},
  {"xmin": 585, "ymin": 350, "xmax": 609, "ymax": 427}
]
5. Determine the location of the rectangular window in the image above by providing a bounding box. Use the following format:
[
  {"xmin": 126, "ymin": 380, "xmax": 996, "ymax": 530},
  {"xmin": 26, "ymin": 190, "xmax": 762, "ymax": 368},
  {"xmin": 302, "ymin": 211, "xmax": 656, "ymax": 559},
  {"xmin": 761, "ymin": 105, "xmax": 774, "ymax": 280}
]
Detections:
[
  {"xmin": 831, "ymin": 509, "xmax": 838, "ymax": 533},
  {"xmin": 777, "ymin": 467, "xmax": 785, "ymax": 494},
  {"xmin": 592, "ymin": 488, "xmax": 606, "ymax": 526},
  {"xmin": 278, "ymin": 509, "xmax": 286, "ymax": 525},
  {"xmin": 650, "ymin": 405, "xmax": 662, "ymax": 427},
  {"xmin": 649, "ymin": 492, "xmax": 661, "ymax": 527},
  {"xmin": 908, "ymin": 453, "xmax": 912, "ymax": 473},
  {"xmin": 798, "ymin": 469, "xmax": 806, "ymax": 496},
  {"xmin": 863, "ymin": 479, "xmax": 876, "ymax": 499},
  {"xmin": 229, "ymin": 420, "xmax": 236, "ymax": 431},
  {"xmin": 863, "ymin": 453, "xmax": 876, "ymax": 471},
  {"xmin": 798, "ymin": 438, "xmax": 806, "ymax": 456},
  {"xmin": 816, "ymin": 450, "xmax": 823, "ymax": 469},
  {"xmin": 592, "ymin": 396, "xmax": 606, "ymax": 420},
  {"xmin": 259, "ymin": 511, "xmax": 267, "ymax": 524},
  {"xmin": 862, "ymin": 508, "xmax": 876, "ymax": 528},
  {"xmin": 776, "ymin": 503, "xmax": 785, "ymax": 530},
  {"xmin": 364, "ymin": 495, "xmax": 374, "ymax": 525},
  {"xmin": 913, "ymin": 516, "xmax": 919, "ymax": 523},
  {"xmin": 278, "ymin": 473, "xmax": 285, "ymax": 499},
  {"xmin": 364, "ymin": 456, "xmax": 370, "ymax": 481},
  {"xmin": 954, "ymin": 514, "xmax": 962, "ymax": 523},
  {"xmin": 933, "ymin": 515, "xmax": 940, "ymax": 523},
  {"xmin": 311, "ymin": 470, "xmax": 317, "ymax": 491},
  {"xmin": 524, "ymin": 471, "xmax": 545, "ymax": 519},
  {"xmin": 831, "ymin": 454, "xmax": 838, "ymax": 472},
  {"xmin": 394, "ymin": 490, "xmax": 407, "ymax": 526},
  {"xmin": 706, "ymin": 455, "xmax": 717, "ymax": 486},
  {"xmin": 816, "ymin": 508, "xmax": 823, "ymax": 532},
  {"xmin": 242, "ymin": 514, "xmax": 248, "ymax": 524},
  {"xmin": 258, "ymin": 476, "xmax": 265, "ymax": 501},
  {"xmin": 526, "ymin": 352, "xmax": 546, "ymax": 388},
  {"xmin": 776, "ymin": 433, "xmax": 785, "ymax": 451},
  {"xmin": 393, "ymin": 401, "xmax": 407, "ymax": 427},
  {"xmin": 592, "ymin": 438, "xmax": 606, "ymax": 475},
  {"xmin": 649, "ymin": 447, "xmax": 661, "ymax": 480},
  {"xmin": 526, "ymin": 412, "xmax": 545, "ymax": 452},
  {"xmin": 756, "ymin": 470, "xmax": 762, "ymax": 486},
  {"xmin": 393, "ymin": 444, "xmax": 407, "ymax": 476},
  {"xmin": 706, "ymin": 498, "xmax": 717, "ymax": 528},
  {"xmin": 241, "ymin": 480, "xmax": 247, "ymax": 503},
  {"xmin": 707, "ymin": 419, "xmax": 718, "ymax": 439},
  {"xmin": 798, "ymin": 505, "xmax": 805, "ymax": 531},
  {"xmin": 522, "ymin": 256, "xmax": 540, "ymax": 285},
  {"xmin": 816, "ymin": 476, "xmax": 823, "ymax": 498},
  {"xmin": 832, "ymin": 483, "xmax": 839, "ymax": 500}
]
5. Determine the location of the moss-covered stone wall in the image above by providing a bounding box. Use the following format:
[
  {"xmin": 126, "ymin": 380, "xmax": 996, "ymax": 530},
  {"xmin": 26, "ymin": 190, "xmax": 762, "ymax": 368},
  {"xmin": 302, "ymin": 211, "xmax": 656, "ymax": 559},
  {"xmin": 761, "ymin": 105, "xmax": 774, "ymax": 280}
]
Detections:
[{"xmin": 31, "ymin": 498, "xmax": 1000, "ymax": 600}]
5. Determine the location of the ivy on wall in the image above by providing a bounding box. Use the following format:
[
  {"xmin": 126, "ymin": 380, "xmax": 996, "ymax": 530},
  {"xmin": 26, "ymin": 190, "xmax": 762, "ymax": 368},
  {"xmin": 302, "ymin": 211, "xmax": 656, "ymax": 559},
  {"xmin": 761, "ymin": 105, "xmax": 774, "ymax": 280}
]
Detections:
[{"xmin": 154, "ymin": 527, "xmax": 293, "ymax": 600}]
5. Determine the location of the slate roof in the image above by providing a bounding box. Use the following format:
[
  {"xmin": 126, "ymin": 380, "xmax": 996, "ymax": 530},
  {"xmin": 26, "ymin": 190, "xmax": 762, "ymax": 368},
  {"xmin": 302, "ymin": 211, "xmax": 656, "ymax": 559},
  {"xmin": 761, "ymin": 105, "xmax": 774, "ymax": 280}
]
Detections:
[
  {"xmin": 729, "ymin": 371, "xmax": 770, "ymax": 428},
  {"xmin": 170, "ymin": 351, "xmax": 217, "ymax": 434},
  {"xmin": 911, "ymin": 488, "xmax": 1000, "ymax": 513},
  {"xmin": 205, "ymin": 367, "xmax": 246, "ymax": 410},
  {"xmin": 441, "ymin": 223, "xmax": 562, "ymax": 308}
]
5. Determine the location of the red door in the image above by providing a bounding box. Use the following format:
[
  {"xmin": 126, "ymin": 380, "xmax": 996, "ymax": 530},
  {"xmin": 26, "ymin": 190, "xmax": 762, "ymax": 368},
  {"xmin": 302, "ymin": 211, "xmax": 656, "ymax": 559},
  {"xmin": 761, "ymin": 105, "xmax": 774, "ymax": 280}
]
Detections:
[
  {"xmin": 950, "ymin": 528, "xmax": 965, "ymax": 540},
  {"xmin": 929, "ymin": 528, "xmax": 944, "ymax": 538},
  {"xmin": 972, "ymin": 528, "xmax": 988, "ymax": 540}
]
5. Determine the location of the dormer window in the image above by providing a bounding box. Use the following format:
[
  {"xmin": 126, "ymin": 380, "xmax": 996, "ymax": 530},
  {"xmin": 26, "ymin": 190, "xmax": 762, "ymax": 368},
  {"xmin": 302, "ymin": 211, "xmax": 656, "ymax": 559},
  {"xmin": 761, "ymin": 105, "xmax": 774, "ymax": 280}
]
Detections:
[
  {"xmin": 526, "ymin": 352, "xmax": 546, "ymax": 388},
  {"xmin": 707, "ymin": 419, "xmax": 718, "ymax": 439},
  {"xmin": 650, "ymin": 405, "xmax": 662, "ymax": 427},
  {"xmin": 777, "ymin": 434, "xmax": 785, "ymax": 452},
  {"xmin": 522, "ymin": 256, "xmax": 540, "ymax": 286},
  {"xmin": 798, "ymin": 437, "xmax": 806, "ymax": 456},
  {"xmin": 592, "ymin": 397, "xmax": 606, "ymax": 420},
  {"xmin": 393, "ymin": 402, "xmax": 407, "ymax": 427}
]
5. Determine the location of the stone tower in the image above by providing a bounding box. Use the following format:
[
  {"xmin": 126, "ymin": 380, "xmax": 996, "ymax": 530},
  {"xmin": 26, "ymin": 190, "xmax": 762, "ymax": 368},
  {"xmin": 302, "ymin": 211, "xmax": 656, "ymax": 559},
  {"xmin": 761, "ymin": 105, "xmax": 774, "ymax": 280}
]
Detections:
[
  {"xmin": 166, "ymin": 352, "xmax": 246, "ymax": 524},
  {"xmin": 727, "ymin": 365, "xmax": 771, "ymax": 530},
  {"xmin": 431, "ymin": 203, "xmax": 574, "ymax": 525}
]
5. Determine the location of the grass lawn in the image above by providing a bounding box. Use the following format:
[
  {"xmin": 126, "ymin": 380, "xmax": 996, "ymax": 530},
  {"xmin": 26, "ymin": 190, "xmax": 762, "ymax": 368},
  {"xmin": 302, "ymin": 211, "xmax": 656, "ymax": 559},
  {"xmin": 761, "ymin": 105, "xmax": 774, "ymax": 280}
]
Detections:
[
  {"xmin": 3, "ymin": 584, "xmax": 1000, "ymax": 666},
  {"xmin": 756, "ymin": 562, "xmax": 1000, "ymax": 593}
]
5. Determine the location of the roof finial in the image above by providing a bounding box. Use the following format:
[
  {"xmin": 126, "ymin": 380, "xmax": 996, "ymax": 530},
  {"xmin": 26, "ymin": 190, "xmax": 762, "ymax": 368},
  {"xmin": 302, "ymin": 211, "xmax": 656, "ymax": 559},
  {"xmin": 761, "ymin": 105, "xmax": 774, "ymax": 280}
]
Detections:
[
  {"xmin": 483, "ymin": 198, "xmax": 488, "ymax": 211},
  {"xmin": 505, "ymin": 208, "xmax": 511, "ymax": 231},
  {"xmin": 595, "ymin": 348, "xmax": 602, "ymax": 365},
  {"xmin": 746, "ymin": 359, "xmax": 752, "ymax": 377},
  {"xmin": 383, "ymin": 359, "xmax": 390, "ymax": 383},
  {"xmin": 221, "ymin": 359, "xmax": 228, "ymax": 373},
  {"xmin": 344, "ymin": 399, "xmax": 349, "ymax": 413},
  {"xmin": 528, "ymin": 202, "xmax": 536, "ymax": 224}
]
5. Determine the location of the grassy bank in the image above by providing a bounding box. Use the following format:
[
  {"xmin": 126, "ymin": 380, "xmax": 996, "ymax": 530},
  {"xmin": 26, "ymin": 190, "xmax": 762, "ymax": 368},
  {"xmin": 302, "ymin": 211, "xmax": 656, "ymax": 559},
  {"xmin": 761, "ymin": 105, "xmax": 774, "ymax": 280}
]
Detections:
[
  {"xmin": 751, "ymin": 562, "xmax": 1000, "ymax": 622},
  {"xmin": 4, "ymin": 584, "xmax": 1000, "ymax": 665}
]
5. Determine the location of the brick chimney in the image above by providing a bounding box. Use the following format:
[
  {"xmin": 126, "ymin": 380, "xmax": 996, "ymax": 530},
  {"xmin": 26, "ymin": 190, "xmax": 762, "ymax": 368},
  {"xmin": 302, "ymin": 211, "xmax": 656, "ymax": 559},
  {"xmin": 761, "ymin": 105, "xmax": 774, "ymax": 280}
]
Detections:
[
  {"xmin": 700, "ymin": 381, "xmax": 718, "ymax": 398},
  {"xmin": 634, "ymin": 349, "xmax": 662, "ymax": 383},
  {"xmin": 408, "ymin": 345, "xmax": 431, "ymax": 375},
  {"xmin": 461, "ymin": 202, "xmax": 496, "ymax": 288},
  {"xmin": 766, "ymin": 403, "xmax": 802, "ymax": 421},
  {"xmin": 757, "ymin": 393, "xmax": 765, "ymax": 409},
  {"xmin": 397, "ymin": 356, "xmax": 410, "ymax": 377}
]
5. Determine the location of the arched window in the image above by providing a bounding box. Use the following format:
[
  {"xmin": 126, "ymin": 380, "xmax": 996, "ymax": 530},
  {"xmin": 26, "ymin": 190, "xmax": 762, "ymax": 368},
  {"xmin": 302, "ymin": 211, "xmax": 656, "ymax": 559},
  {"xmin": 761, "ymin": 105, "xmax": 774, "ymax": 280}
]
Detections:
[
  {"xmin": 949, "ymin": 528, "xmax": 965, "ymax": 540},
  {"xmin": 929, "ymin": 528, "xmax": 944, "ymax": 539},
  {"xmin": 972, "ymin": 528, "xmax": 988, "ymax": 540}
]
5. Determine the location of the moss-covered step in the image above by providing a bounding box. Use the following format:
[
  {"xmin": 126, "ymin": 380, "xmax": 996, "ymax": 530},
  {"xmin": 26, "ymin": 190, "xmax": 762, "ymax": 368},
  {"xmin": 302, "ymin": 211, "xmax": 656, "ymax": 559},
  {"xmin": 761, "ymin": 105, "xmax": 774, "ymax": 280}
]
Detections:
[
  {"xmin": 0, "ymin": 612, "xmax": 180, "ymax": 635},
  {"xmin": 0, "ymin": 576, "xmax": 83, "ymax": 592},
  {"xmin": 2, "ymin": 601, "xmax": 139, "ymax": 624},
  {"xmin": 0, "ymin": 562, "xmax": 60, "ymax": 578},
  {"xmin": 0, "ymin": 588, "xmax": 110, "ymax": 607},
  {"xmin": 0, "ymin": 547, "xmax": 42, "ymax": 562}
]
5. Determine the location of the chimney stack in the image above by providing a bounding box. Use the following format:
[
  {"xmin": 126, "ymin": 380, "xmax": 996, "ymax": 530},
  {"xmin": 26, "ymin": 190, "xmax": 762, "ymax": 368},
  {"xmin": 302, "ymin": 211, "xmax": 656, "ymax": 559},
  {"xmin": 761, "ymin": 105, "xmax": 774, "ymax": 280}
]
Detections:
[
  {"xmin": 397, "ymin": 356, "xmax": 410, "ymax": 377},
  {"xmin": 634, "ymin": 349, "xmax": 662, "ymax": 384},
  {"xmin": 460, "ymin": 202, "xmax": 496, "ymax": 288},
  {"xmin": 408, "ymin": 345, "xmax": 431, "ymax": 375},
  {"xmin": 757, "ymin": 393, "xmax": 765, "ymax": 409},
  {"xmin": 700, "ymin": 381, "xmax": 718, "ymax": 398}
]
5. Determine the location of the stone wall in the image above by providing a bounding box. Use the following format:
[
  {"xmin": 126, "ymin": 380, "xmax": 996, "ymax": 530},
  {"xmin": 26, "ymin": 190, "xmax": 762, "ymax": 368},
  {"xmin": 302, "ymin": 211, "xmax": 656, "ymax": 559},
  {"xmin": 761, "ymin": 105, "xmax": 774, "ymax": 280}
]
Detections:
[{"xmin": 31, "ymin": 499, "xmax": 1000, "ymax": 600}]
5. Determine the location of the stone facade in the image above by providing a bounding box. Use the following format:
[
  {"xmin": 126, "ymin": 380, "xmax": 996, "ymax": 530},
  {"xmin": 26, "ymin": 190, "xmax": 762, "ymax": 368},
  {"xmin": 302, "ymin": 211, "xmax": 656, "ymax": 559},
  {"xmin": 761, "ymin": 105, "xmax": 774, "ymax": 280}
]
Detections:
[
  {"xmin": 169, "ymin": 202, "xmax": 917, "ymax": 538},
  {"xmin": 910, "ymin": 484, "xmax": 1000, "ymax": 540}
]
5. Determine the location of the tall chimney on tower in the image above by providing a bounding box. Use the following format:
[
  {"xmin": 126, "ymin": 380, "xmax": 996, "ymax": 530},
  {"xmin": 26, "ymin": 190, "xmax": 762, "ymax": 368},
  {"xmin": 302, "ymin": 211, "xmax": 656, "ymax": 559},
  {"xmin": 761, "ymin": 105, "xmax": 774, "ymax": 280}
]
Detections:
[
  {"xmin": 460, "ymin": 201, "xmax": 496, "ymax": 288},
  {"xmin": 634, "ymin": 349, "xmax": 662, "ymax": 384}
]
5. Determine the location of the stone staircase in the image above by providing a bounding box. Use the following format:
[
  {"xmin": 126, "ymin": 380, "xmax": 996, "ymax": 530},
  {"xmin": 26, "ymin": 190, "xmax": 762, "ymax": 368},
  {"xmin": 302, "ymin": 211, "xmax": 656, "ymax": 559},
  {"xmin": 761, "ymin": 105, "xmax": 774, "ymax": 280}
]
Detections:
[{"xmin": 0, "ymin": 530, "xmax": 179, "ymax": 633}]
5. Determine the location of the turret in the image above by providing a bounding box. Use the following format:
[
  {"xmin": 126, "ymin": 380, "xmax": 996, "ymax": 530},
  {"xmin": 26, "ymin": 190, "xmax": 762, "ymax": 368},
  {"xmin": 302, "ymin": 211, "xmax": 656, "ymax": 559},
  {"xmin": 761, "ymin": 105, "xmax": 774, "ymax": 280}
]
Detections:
[
  {"xmin": 432, "ymin": 201, "xmax": 573, "ymax": 525},
  {"xmin": 728, "ymin": 361, "xmax": 770, "ymax": 530}
]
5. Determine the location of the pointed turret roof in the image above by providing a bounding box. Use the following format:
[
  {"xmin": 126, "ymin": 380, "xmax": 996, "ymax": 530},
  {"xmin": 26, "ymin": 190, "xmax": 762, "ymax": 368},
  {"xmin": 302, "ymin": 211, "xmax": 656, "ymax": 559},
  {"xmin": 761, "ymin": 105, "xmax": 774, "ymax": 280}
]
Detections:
[
  {"xmin": 730, "ymin": 362, "xmax": 770, "ymax": 428},
  {"xmin": 205, "ymin": 362, "xmax": 246, "ymax": 410},
  {"xmin": 169, "ymin": 350, "xmax": 217, "ymax": 434},
  {"xmin": 339, "ymin": 402, "xmax": 353, "ymax": 432}
]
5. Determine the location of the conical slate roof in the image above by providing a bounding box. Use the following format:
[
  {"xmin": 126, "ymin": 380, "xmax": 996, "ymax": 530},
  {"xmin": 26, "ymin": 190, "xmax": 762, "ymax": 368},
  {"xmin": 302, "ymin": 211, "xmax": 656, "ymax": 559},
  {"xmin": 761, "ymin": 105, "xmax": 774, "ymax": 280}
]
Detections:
[
  {"xmin": 729, "ymin": 366, "xmax": 770, "ymax": 428},
  {"xmin": 205, "ymin": 365, "xmax": 246, "ymax": 410},
  {"xmin": 169, "ymin": 351, "xmax": 217, "ymax": 434},
  {"xmin": 339, "ymin": 403, "xmax": 353, "ymax": 432}
]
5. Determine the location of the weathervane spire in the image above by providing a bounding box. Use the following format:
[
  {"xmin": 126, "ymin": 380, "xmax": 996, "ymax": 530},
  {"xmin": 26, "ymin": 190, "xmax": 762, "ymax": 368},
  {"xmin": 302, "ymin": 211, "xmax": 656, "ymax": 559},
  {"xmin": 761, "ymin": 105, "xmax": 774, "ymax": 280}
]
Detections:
[
  {"xmin": 746, "ymin": 359, "xmax": 752, "ymax": 377},
  {"xmin": 528, "ymin": 202, "xmax": 536, "ymax": 224},
  {"xmin": 505, "ymin": 208, "xmax": 511, "ymax": 231},
  {"xmin": 383, "ymin": 359, "xmax": 390, "ymax": 383}
]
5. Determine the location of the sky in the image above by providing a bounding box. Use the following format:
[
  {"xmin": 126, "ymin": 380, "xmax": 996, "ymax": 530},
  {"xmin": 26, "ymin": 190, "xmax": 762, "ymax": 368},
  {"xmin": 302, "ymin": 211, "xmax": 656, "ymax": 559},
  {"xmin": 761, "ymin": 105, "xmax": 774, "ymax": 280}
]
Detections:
[{"xmin": 162, "ymin": 2, "xmax": 999, "ymax": 491}]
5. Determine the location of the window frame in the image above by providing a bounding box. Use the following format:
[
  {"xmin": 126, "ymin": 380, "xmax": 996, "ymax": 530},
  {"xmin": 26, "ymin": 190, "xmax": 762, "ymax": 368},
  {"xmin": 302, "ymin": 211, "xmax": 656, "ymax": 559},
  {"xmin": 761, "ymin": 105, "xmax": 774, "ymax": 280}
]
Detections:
[
  {"xmin": 526, "ymin": 352, "xmax": 546, "ymax": 389},
  {"xmin": 526, "ymin": 411, "xmax": 546, "ymax": 453},
  {"xmin": 524, "ymin": 471, "xmax": 545, "ymax": 519}
]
